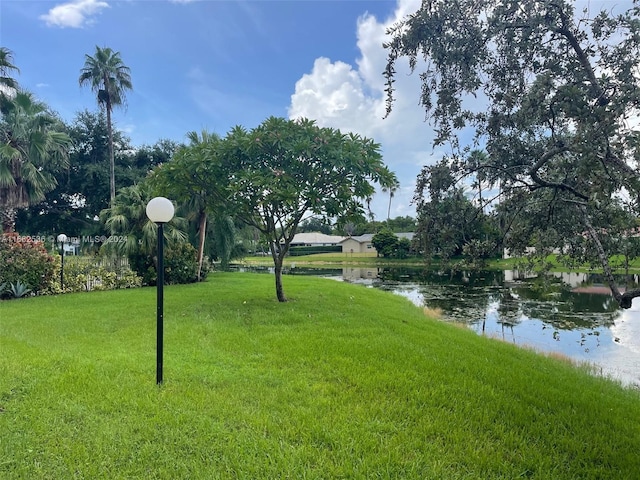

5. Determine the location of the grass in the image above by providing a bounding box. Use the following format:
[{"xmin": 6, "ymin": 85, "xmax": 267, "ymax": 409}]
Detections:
[{"xmin": 1, "ymin": 272, "xmax": 639, "ymax": 479}]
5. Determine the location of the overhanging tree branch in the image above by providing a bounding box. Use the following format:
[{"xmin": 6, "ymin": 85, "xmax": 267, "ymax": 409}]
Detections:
[{"xmin": 528, "ymin": 146, "xmax": 589, "ymax": 200}]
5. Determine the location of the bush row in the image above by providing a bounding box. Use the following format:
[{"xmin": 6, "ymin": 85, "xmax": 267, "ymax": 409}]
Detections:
[
  {"xmin": 50, "ymin": 257, "xmax": 142, "ymax": 294},
  {"xmin": 0, "ymin": 233, "xmax": 206, "ymax": 300},
  {"xmin": 288, "ymin": 245, "xmax": 342, "ymax": 256}
]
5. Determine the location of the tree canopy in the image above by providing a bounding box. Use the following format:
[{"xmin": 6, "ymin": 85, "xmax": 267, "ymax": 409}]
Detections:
[
  {"xmin": 0, "ymin": 91, "xmax": 70, "ymax": 233},
  {"xmin": 217, "ymin": 116, "xmax": 397, "ymax": 301},
  {"xmin": 16, "ymin": 111, "xmax": 177, "ymax": 239},
  {"xmin": 414, "ymin": 161, "xmax": 491, "ymax": 264},
  {"xmin": 384, "ymin": 0, "xmax": 640, "ymax": 308}
]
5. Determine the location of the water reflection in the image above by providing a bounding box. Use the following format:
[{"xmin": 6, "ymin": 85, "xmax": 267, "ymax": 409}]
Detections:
[{"xmin": 231, "ymin": 264, "xmax": 640, "ymax": 386}]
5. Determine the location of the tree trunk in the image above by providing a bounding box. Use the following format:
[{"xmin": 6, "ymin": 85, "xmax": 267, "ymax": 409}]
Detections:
[
  {"xmin": 270, "ymin": 241, "xmax": 287, "ymax": 302},
  {"xmin": 580, "ymin": 205, "xmax": 640, "ymax": 309},
  {"xmin": 0, "ymin": 207, "xmax": 16, "ymax": 233},
  {"xmin": 197, "ymin": 211, "xmax": 207, "ymax": 281},
  {"xmin": 274, "ymin": 257, "xmax": 287, "ymax": 302},
  {"xmin": 106, "ymin": 105, "xmax": 116, "ymax": 207}
]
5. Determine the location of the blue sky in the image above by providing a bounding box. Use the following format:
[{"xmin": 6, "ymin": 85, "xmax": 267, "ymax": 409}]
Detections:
[
  {"xmin": 2, "ymin": 0, "xmax": 437, "ymax": 220},
  {"xmin": 3, "ymin": 1, "xmax": 394, "ymax": 141}
]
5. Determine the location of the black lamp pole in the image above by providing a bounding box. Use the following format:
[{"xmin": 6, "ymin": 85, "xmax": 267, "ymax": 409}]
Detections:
[
  {"xmin": 146, "ymin": 196, "xmax": 174, "ymax": 386},
  {"xmin": 60, "ymin": 244, "xmax": 64, "ymax": 290},
  {"xmin": 57, "ymin": 234, "xmax": 67, "ymax": 291},
  {"xmin": 156, "ymin": 222, "xmax": 165, "ymax": 385}
]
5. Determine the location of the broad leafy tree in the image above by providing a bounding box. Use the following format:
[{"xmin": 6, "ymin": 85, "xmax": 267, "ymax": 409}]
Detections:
[
  {"xmin": 16, "ymin": 111, "xmax": 172, "ymax": 238},
  {"xmin": 384, "ymin": 216, "xmax": 416, "ymax": 233},
  {"xmin": 219, "ymin": 117, "xmax": 397, "ymax": 302},
  {"xmin": 0, "ymin": 91, "xmax": 70, "ymax": 233},
  {"xmin": 384, "ymin": 0, "xmax": 640, "ymax": 308},
  {"xmin": 372, "ymin": 230, "xmax": 400, "ymax": 257},
  {"xmin": 79, "ymin": 46, "xmax": 132, "ymax": 207},
  {"xmin": 338, "ymin": 216, "xmax": 417, "ymax": 236},
  {"xmin": 17, "ymin": 109, "xmax": 123, "ymax": 236}
]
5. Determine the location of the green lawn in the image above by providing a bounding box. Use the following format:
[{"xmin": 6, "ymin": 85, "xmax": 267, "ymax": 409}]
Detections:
[{"xmin": 1, "ymin": 273, "xmax": 639, "ymax": 479}]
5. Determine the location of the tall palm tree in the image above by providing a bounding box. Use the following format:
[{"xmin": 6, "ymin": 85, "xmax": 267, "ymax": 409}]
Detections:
[
  {"xmin": 0, "ymin": 91, "xmax": 70, "ymax": 233},
  {"xmin": 184, "ymin": 130, "xmax": 219, "ymax": 280},
  {"xmin": 0, "ymin": 47, "xmax": 20, "ymax": 113},
  {"xmin": 382, "ymin": 178, "xmax": 400, "ymax": 221},
  {"xmin": 79, "ymin": 46, "xmax": 132, "ymax": 207},
  {"xmin": 0, "ymin": 47, "xmax": 19, "ymax": 90}
]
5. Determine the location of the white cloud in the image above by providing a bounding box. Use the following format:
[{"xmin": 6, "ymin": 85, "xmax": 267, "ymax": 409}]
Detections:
[
  {"xmin": 289, "ymin": 57, "xmax": 377, "ymax": 135},
  {"xmin": 40, "ymin": 0, "xmax": 109, "ymax": 28},
  {"xmin": 289, "ymin": 0, "xmax": 438, "ymax": 220},
  {"xmin": 120, "ymin": 123, "xmax": 136, "ymax": 136}
]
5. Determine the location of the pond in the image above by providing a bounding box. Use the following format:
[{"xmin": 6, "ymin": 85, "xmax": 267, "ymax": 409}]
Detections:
[{"xmin": 231, "ymin": 264, "xmax": 640, "ymax": 387}]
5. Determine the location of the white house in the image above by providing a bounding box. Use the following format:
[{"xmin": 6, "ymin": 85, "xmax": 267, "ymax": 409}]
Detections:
[{"xmin": 287, "ymin": 232, "xmax": 345, "ymax": 247}]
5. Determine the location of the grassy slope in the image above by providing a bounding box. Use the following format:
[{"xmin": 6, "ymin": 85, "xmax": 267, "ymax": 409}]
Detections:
[{"xmin": 1, "ymin": 273, "xmax": 639, "ymax": 479}]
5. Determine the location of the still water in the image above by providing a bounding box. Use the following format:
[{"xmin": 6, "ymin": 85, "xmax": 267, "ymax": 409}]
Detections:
[{"xmin": 233, "ymin": 265, "xmax": 640, "ymax": 387}]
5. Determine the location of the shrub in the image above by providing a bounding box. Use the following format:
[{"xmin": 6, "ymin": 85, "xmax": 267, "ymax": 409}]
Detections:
[
  {"xmin": 371, "ymin": 231, "xmax": 415, "ymax": 259},
  {"xmin": 396, "ymin": 237, "xmax": 412, "ymax": 259},
  {"xmin": 288, "ymin": 245, "xmax": 342, "ymax": 256},
  {"xmin": 128, "ymin": 241, "xmax": 201, "ymax": 286},
  {"xmin": 165, "ymin": 242, "xmax": 200, "ymax": 284},
  {"xmin": 0, "ymin": 233, "xmax": 56, "ymax": 295}
]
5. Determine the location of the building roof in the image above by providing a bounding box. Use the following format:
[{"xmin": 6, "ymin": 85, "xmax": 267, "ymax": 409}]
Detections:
[
  {"xmin": 339, "ymin": 234, "xmax": 374, "ymax": 243},
  {"xmin": 288, "ymin": 232, "xmax": 345, "ymax": 245},
  {"xmin": 339, "ymin": 232, "xmax": 415, "ymax": 244}
]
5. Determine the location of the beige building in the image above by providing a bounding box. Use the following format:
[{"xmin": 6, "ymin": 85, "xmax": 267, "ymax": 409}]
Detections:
[
  {"xmin": 340, "ymin": 234, "xmax": 376, "ymax": 254},
  {"xmin": 340, "ymin": 233, "xmax": 415, "ymax": 255}
]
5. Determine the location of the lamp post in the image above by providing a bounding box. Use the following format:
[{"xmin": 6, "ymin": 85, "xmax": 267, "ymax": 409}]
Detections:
[
  {"xmin": 146, "ymin": 197, "xmax": 175, "ymax": 385},
  {"xmin": 57, "ymin": 233, "xmax": 68, "ymax": 291}
]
